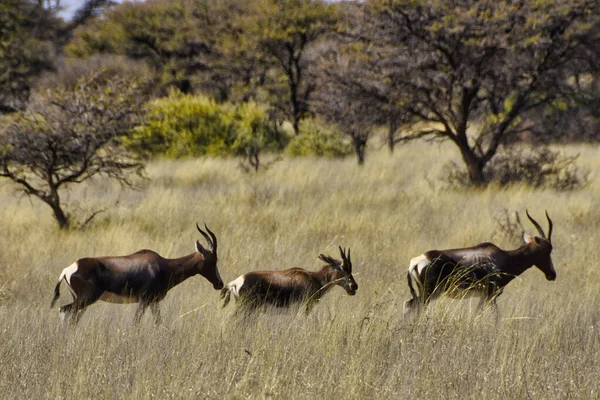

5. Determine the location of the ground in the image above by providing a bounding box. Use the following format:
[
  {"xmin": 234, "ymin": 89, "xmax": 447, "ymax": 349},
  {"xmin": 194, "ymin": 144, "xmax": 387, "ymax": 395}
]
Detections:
[{"xmin": 0, "ymin": 141, "xmax": 598, "ymax": 399}]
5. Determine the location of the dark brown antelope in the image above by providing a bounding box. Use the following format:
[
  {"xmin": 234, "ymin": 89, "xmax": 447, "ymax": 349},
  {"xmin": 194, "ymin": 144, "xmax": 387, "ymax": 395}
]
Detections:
[
  {"xmin": 403, "ymin": 210, "xmax": 555, "ymax": 317},
  {"xmin": 220, "ymin": 247, "xmax": 357, "ymax": 314},
  {"xmin": 50, "ymin": 224, "xmax": 224, "ymax": 324}
]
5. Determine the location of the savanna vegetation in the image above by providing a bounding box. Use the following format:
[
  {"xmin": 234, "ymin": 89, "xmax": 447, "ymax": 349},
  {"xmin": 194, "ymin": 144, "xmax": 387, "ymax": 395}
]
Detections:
[
  {"xmin": 1, "ymin": 0, "xmax": 600, "ymax": 398},
  {"xmin": 1, "ymin": 143, "xmax": 600, "ymax": 399}
]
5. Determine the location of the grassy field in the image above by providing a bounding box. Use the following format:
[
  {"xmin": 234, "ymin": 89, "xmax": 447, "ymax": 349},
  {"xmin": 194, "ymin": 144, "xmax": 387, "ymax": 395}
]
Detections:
[{"xmin": 1, "ymin": 141, "xmax": 599, "ymax": 399}]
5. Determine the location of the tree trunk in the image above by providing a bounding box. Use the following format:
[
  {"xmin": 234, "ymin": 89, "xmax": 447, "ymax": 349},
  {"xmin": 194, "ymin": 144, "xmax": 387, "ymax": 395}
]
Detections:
[
  {"xmin": 292, "ymin": 117, "xmax": 300, "ymax": 137},
  {"xmin": 387, "ymin": 118, "xmax": 397, "ymax": 154},
  {"xmin": 49, "ymin": 200, "xmax": 69, "ymax": 230},
  {"xmin": 459, "ymin": 147, "xmax": 486, "ymax": 185},
  {"xmin": 41, "ymin": 186, "xmax": 70, "ymax": 229},
  {"xmin": 352, "ymin": 135, "xmax": 366, "ymax": 166},
  {"xmin": 290, "ymin": 81, "xmax": 300, "ymax": 136},
  {"xmin": 249, "ymin": 151, "xmax": 260, "ymax": 172}
]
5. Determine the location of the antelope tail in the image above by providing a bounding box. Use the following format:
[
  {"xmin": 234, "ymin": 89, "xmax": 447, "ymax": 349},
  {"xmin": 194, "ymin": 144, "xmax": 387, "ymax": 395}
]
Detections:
[
  {"xmin": 407, "ymin": 271, "xmax": 418, "ymax": 300},
  {"xmin": 220, "ymin": 286, "xmax": 232, "ymax": 308},
  {"xmin": 50, "ymin": 271, "xmax": 66, "ymax": 308}
]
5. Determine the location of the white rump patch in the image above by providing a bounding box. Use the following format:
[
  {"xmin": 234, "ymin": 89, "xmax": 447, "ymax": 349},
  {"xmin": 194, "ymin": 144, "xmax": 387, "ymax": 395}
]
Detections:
[
  {"xmin": 408, "ymin": 254, "xmax": 430, "ymax": 298},
  {"xmin": 63, "ymin": 262, "xmax": 79, "ymax": 285},
  {"xmin": 226, "ymin": 275, "xmax": 245, "ymax": 299},
  {"xmin": 409, "ymin": 254, "xmax": 430, "ymax": 275},
  {"xmin": 59, "ymin": 261, "xmax": 80, "ymax": 299}
]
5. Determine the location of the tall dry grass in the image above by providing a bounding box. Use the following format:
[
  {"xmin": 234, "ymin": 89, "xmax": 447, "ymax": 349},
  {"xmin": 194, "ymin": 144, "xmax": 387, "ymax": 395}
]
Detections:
[{"xmin": 1, "ymin": 142, "xmax": 599, "ymax": 399}]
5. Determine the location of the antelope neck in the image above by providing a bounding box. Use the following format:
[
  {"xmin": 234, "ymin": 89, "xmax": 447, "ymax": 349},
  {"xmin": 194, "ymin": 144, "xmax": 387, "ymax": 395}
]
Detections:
[{"xmin": 166, "ymin": 254, "xmax": 201, "ymax": 286}]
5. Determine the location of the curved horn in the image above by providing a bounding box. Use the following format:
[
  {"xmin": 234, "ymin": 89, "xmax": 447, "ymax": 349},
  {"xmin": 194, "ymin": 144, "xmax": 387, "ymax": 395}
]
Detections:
[
  {"xmin": 339, "ymin": 246, "xmax": 347, "ymax": 262},
  {"xmin": 196, "ymin": 223, "xmax": 213, "ymax": 251},
  {"xmin": 526, "ymin": 209, "xmax": 546, "ymax": 238},
  {"xmin": 339, "ymin": 246, "xmax": 352, "ymax": 273},
  {"xmin": 204, "ymin": 224, "xmax": 218, "ymax": 253},
  {"xmin": 545, "ymin": 210, "xmax": 553, "ymax": 243},
  {"xmin": 346, "ymin": 247, "xmax": 352, "ymax": 273}
]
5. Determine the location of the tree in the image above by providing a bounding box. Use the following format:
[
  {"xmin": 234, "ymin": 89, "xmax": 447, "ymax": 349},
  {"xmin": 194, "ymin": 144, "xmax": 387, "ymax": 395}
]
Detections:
[
  {"xmin": 0, "ymin": 0, "xmax": 58, "ymax": 113},
  {"xmin": 362, "ymin": 0, "xmax": 600, "ymax": 184},
  {"xmin": 0, "ymin": 0, "xmax": 117, "ymax": 114},
  {"xmin": 0, "ymin": 70, "xmax": 146, "ymax": 229},
  {"xmin": 66, "ymin": 0, "xmax": 253, "ymax": 100},
  {"xmin": 230, "ymin": 103, "xmax": 288, "ymax": 172},
  {"xmin": 313, "ymin": 50, "xmax": 380, "ymax": 165},
  {"xmin": 241, "ymin": 0, "xmax": 337, "ymax": 135}
]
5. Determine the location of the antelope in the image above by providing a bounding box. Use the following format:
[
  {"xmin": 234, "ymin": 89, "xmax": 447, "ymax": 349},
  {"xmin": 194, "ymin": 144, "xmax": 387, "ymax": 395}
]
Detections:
[
  {"xmin": 403, "ymin": 210, "xmax": 555, "ymax": 317},
  {"xmin": 50, "ymin": 224, "xmax": 224, "ymax": 324},
  {"xmin": 220, "ymin": 247, "xmax": 357, "ymax": 314}
]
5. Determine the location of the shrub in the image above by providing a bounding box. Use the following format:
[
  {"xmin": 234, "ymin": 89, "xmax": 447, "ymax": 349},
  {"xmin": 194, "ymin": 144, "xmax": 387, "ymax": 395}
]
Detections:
[
  {"xmin": 128, "ymin": 91, "xmax": 288, "ymax": 162},
  {"xmin": 231, "ymin": 102, "xmax": 289, "ymax": 155},
  {"xmin": 444, "ymin": 147, "xmax": 588, "ymax": 190},
  {"xmin": 128, "ymin": 91, "xmax": 236, "ymax": 158},
  {"xmin": 286, "ymin": 118, "xmax": 352, "ymax": 158}
]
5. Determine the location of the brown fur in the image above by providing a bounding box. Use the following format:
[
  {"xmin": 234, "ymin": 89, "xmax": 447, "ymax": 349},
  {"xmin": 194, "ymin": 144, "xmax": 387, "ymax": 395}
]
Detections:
[
  {"xmin": 221, "ymin": 247, "xmax": 357, "ymax": 314},
  {"xmin": 404, "ymin": 211, "xmax": 555, "ymax": 317},
  {"xmin": 51, "ymin": 225, "xmax": 223, "ymax": 324}
]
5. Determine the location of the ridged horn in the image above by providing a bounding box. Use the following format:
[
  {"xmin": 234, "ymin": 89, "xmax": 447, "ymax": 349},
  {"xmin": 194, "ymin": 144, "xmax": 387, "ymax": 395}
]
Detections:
[
  {"xmin": 545, "ymin": 210, "xmax": 553, "ymax": 243},
  {"xmin": 196, "ymin": 223, "xmax": 214, "ymax": 251},
  {"xmin": 526, "ymin": 210, "xmax": 546, "ymax": 238}
]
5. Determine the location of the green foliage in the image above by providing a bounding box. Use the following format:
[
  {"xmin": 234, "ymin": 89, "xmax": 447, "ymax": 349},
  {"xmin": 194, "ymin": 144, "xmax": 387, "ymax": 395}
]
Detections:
[
  {"xmin": 235, "ymin": 0, "xmax": 338, "ymax": 134},
  {"xmin": 129, "ymin": 91, "xmax": 288, "ymax": 159},
  {"xmin": 66, "ymin": 0, "xmax": 254, "ymax": 99},
  {"xmin": 0, "ymin": 0, "xmax": 58, "ymax": 111},
  {"xmin": 286, "ymin": 118, "xmax": 352, "ymax": 157},
  {"xmin": 129, "ymin": 92, "xmax": 234, "ymax": 158},
  {"xmin": 230, "ymin": 102, "xmax": 289, "ymax": 156}
]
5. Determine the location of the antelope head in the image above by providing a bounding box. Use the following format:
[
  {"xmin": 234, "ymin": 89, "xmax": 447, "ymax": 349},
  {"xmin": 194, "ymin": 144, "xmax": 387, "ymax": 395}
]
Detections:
[
  {"xmin": 195, "ymin": 223, "xmax": 224, "ymax": 290},
  {"xmin": 523, "ymin": 210, "xmax": 555, "ymax": 281},
  {"xmin": 319, "ymin": 246, "xmax": 358, "ymax": 295}
]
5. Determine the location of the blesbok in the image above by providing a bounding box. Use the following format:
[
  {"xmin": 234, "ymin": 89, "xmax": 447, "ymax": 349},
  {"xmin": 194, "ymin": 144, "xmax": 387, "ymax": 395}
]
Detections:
[
  {"xmin": 220, "ymin": 247, "xmax": 357, "ymax": 314},
  {"xmin": 403, "ymin": 210, "xmax": 555, "ymax": 317},
  {"xmin": 50, "ymin": 224, "xmax": 224, "ymax": 324}
]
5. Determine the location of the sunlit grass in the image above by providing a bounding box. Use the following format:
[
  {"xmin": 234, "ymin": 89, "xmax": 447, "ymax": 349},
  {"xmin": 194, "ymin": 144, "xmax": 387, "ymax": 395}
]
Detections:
[{"xmin": 1, "ymin": 141, "xmax": 599, "ymax": 399}]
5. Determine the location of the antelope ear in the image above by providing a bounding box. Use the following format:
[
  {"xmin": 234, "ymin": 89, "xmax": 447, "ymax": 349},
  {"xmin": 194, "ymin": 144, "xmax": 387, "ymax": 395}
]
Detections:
[
  {"xmin": 319, "ymin": 254, "xmax": 342, "ymax": 270},
  {"xmin": 318, "ymin": 254, "xmax": 333, "ymax": 264},
  {"xmin": 523, "ymin": 233, "xmax": 534, "ymax": 244}
]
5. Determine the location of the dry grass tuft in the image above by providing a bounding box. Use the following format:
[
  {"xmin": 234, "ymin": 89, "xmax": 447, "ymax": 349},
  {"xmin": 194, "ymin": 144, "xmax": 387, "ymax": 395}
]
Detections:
[{"xmin": 1, "ymin": 142, "xmax": 599, "ymax": 399}]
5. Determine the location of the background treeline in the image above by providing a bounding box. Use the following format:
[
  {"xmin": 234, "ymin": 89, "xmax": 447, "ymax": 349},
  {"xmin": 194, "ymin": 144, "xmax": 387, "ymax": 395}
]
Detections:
[{"xmin": 1, "ymin": 0, "xmax": 599, "ymax": 228}]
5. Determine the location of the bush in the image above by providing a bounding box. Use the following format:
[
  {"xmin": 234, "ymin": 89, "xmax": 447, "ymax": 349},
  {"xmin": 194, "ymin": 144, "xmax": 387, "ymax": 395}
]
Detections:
[
  {"xmin": 230, "ymin": 102, "xmax": 290, "ymax": 171},
  {"xmin": 445, "ymin": 147, "xmax": 588, "ymax": 190},
  {"xmin": 128, "ymin": 91, "xmax": 287, "ymax": 160},
  {"xmin": 230, "ymin": 102, "xmax": 289, "ymax": 156},
  {"xmin": 286, "ymin": 118, "xmax": 352, "ymax": 158},
  {"xmin": 128, "ymin": 91, "xmax": 233, "ymax": 157}
]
